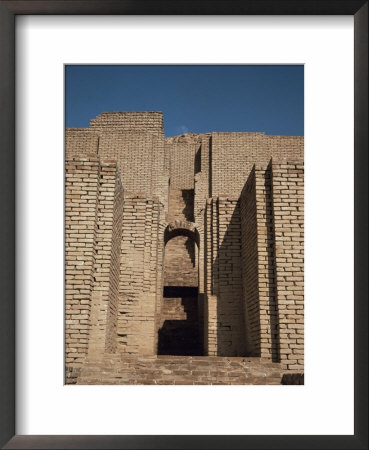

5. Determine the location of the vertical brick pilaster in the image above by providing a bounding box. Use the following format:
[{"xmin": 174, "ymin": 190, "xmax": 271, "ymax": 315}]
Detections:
[
  {"xmin": 87, "ymin": 161, "xmax": 123, "ymax": 356},
  {"xmin": 65, "ymin": 155, "xmax": 100, "ymax": 368},
  {"xmin": 271, "ymin": 160, "xmax": 304, "ymax": 371},
  {"xmin": 118, "ymin": 195, "xmax": 160, "ymax": 356},
  {"xmin": 240, "ymin": 163, "xmax": 280, "ymax": 360}
]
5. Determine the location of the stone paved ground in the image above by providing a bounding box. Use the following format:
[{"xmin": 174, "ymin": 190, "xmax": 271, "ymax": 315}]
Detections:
[{"xmin": 73, "ymin": 355, "xmax": 283, "ymax": 385}]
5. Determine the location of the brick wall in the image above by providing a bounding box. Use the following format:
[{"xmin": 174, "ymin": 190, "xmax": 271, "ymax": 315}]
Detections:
[
  {"xmin": 166, "ymin": 142, "xmax": 197, "ymax": 190},
  {"xmin": 211, "ymin": 132, "xmax": 304, "ymax": 198},
  {"xmin": 65, "ymin": 129, "xmax": 99, "ymax": 157},
  {"xmin": 216, "ymin": 198, "xmax": 246, "ymax": 356},
  {"xmin": 117, "ymin": 196, "xmax": 162, "ymax": 355},
  {"xmin": 204, "ymin": 197, "xmax": 246, "ymax": 356},
  {"xmin": 164, "ymin": 236, "xmax": 198, "ymax": 287},
  {"xmin": 88, "ymin": 161, "xmax": 124, "ymax": 355},
  {"xmin": 239, "ymin": 159, "xmax": 304, "ymax": 367},
  {"xmin": 167, "ymin": 188, "xmax": 194, "ymax": 223},
  {"xmin": 204, "ymin": 198, "xmax": 216, "ymax": 355},
  {"xmin": 98, "ymin": 132, "xmax": 165, "ymax": 201},
  {"xmin": 90, "ymin": 111, "xmax": 164, "ymax": 135},
  {"xmin": 66, "ymin": 111, "xmax": 168, "ymax": 208},
  {"xmin": 65, "ymin": 155, "xmax": 100, "ymax": 367},
  {"xmin": 271, "ymin": 160, "xmax": 304, "ymax": 371},
  {"xmin": 240, "ymin": 164, "xmax": 279, "ymax": 360}
]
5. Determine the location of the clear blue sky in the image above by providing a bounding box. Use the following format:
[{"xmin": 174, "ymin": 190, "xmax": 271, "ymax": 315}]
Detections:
[{"xmin": 65, "ymin": 65, "xmax": 303, "ymax": 137}]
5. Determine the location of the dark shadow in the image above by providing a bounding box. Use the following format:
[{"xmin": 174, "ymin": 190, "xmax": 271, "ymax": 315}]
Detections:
[
  {"xmin": 265, "ymin": 163, "xmax": 280, "ymax": 362},
  {"xmin": 211, "ymin": 199, "xmax": 247, "ymax": 357},
  {"xmin": 163, "ymin": 286, "xmax": 198, "ymax": 297},
  {"xmin": 209, "ymin": 136, "xmax": 212, "ymax": 197},
  {"xmin": 185, "ymin": 237, "xmax": 196, "ymax": 266},
  {"xmin": 239, "ymin": 172, "xmax": 261, "ymax": 357},
  {"xmin": 158, "ymin": 286, "xmax": 203, "ymax": 356},
  {"xmin": 197, "ymin": 293, "xmax": 205, "ymax": 352},
  {"xmin": 181, "ymin": 189, "xmax": 194, "ymax": 222},
  {"xmin": 195, "ymin": 146, "xmax": 201, "ymax": 174}
]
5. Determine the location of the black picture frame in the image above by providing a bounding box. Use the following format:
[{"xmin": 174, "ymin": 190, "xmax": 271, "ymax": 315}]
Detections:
[{"xmin": 0, "ymin": 1, "xmax": 367, "ymax": 449}]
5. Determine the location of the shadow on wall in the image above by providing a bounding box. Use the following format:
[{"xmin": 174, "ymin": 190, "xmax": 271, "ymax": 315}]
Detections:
[
  {"xmin": 181, "ymin": 189, "xmax": 194, "ymax": 222},
  {"xmin": 211, "ymin": 199, "xmax": 246, "ymax": 357},
  {"xmin": 210, "ymin": 189, "xmax": 280, "ymax": 360},
  {"xmin": 164, "ymin": 234, "xmax": 198, "ymax": 287},
  {"xmin": 264, "ymin": 164, "xmax": 280, "ymax": 362},
  {"xmin": 185, "ymin": 238, "xmax": 196, "ymax": 266}
]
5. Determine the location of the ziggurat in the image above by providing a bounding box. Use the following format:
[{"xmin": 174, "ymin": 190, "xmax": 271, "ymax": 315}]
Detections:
[{"xmin": 65, "ymin": 112, "xmax": 304, "ymax": 385}]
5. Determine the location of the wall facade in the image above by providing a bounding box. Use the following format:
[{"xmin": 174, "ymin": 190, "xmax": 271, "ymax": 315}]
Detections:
[{"xmin": 65, "ymin": 112, "xmax": 304, "ymax": 383}]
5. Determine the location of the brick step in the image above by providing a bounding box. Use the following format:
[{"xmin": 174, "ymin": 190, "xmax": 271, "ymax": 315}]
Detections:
[{"xmin": 75, "ymin": 355, "xmax": 284, "ymax": 385}]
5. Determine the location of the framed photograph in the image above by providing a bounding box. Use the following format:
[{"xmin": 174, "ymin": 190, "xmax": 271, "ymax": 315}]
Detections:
[
  {"xmin": 64, "ymin": 63, "xmax": 305, "ymax": 388},
  {"xmin": 1, "ymin": 1, "xmax": 367, "ymax": 449}
]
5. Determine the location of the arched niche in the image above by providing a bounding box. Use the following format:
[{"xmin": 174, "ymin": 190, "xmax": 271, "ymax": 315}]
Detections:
[{"xmin": 158, "ymin": 220, "xmax": 203, "ymax": 356}]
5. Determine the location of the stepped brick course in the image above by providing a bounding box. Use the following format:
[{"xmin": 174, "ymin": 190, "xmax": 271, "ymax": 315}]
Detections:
[
  {"xmin": 73, "ymin": 355, "xmax": 283, "ymax": 385},
  {"xmin": 65, "ymin": 112, "xmax": 304, "ymax": 384}
]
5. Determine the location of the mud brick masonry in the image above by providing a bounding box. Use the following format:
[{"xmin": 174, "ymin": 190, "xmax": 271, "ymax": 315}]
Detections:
[{"xmin": 65, "ymin": 112, "xmax": 304, "ymax": 385}]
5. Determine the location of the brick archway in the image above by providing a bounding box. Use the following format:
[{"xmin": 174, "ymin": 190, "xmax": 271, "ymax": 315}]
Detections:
[
  {"xmin": 159, "ymin": 222, "xmax": 202, "ymax": 356},
  {"xmin": 164, "ymin": 220, "xmax": 199, "ymax": 247}
]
